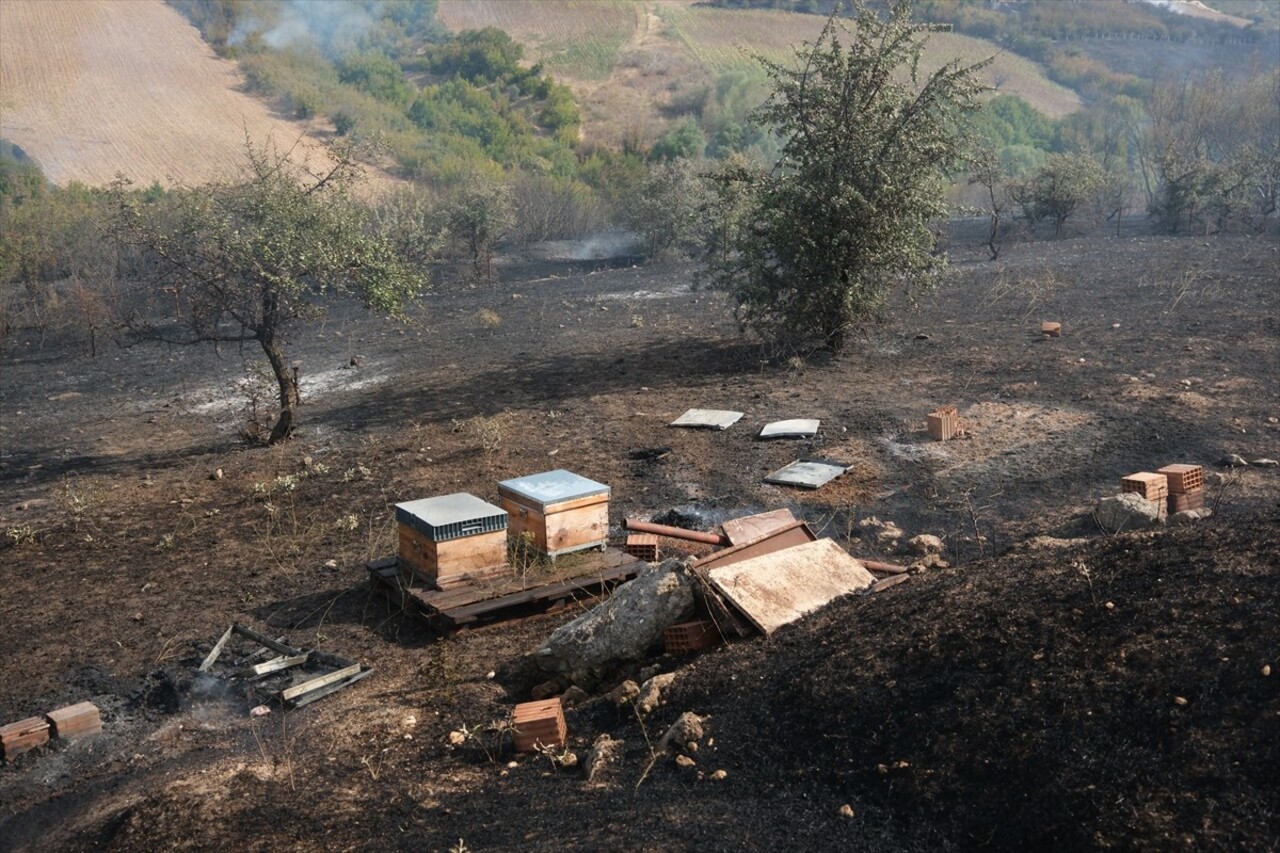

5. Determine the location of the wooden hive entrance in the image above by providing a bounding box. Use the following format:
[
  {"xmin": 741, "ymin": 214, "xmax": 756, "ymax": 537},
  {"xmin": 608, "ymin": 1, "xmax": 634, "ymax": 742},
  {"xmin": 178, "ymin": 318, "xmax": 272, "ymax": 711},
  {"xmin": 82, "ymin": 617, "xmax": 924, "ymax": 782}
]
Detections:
[
  {"xmin": 499, "ymin": 469, "xmax": 610, "ymax": 559},
  {"xmin": 395, "ymin": 493, "xmax": 508, "ymax": 589}
]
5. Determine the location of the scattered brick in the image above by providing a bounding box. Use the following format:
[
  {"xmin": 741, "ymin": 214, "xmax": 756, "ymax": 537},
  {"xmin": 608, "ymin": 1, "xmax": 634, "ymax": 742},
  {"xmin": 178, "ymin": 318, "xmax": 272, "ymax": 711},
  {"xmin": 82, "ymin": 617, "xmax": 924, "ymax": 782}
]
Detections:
[
  {"xmin": 1168, "ymin": 490, "xmax": 1206, "ymax": 514},
  {"xmin": 927, "ymin": 406, "xmax": 961, "ymax": 441},
  {"xmin": 1121, "ymin": 472, "xmax": 1169, "ymax": 501},
  {"xmin": 624, "ymin": 533, "xmax": 659, "ymax": 562},
  {"xmin": 664, "ymin": 620, "xmax": 721, "ymax": 654},
  {"xmin": 1158, "ymin": 464, "xmax": 1204, "ymax": 494},
  {"xmin": 46, "ymin": 701, "xmax": 102, "ymax": 740},
  {"xmin": 512, "ymin": 698, "xmax": 567, "ymax": 752},
  {"xmin": 1, "ymin": 717, "xmax": 50, "ymax": 762},
  {"xmin": 1041, "ymin": 321, "xmax": 1062, "ymax": 337}
]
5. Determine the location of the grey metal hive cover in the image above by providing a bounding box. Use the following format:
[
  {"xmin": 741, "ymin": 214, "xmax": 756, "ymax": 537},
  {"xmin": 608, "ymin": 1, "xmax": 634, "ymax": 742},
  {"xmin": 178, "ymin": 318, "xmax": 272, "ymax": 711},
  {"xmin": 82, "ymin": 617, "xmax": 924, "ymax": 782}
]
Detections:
[
  {"xmin": 759, "ymin": 419, "xmax": 820, "ymax": 439},
  {"xmin": 670, "ymin": 409, "xmax": 744, "ymax": 430},
  {"xmin": 395, "ymin": 493, "xmax": 507, "ymax": 541},
  {"xmin": 498, "ymin": 469, "xmax": 610, "ymax": 511},
  {"xmin": 763, "ymin": 459, "xmax": 849, "ymax": 489}
]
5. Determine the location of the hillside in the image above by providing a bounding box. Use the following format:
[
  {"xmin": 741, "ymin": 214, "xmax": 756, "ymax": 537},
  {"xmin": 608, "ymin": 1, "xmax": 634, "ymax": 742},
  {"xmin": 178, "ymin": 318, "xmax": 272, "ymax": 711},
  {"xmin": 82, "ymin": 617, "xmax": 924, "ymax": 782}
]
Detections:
[
  {"xmin": 436, "ymin": 0, "xmax": 1080, "ymax": 149},
  {"xmin": 0, "ymin": 0, "xmax": 334, "ymax": 187}
]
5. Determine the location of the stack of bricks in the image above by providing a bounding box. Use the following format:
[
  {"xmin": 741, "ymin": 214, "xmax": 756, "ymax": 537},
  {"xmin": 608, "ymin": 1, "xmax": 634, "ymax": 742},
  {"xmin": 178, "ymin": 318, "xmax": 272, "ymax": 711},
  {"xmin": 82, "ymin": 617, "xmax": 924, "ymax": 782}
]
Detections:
[
  {"xmin": 664, "ymin": 620, "xmax": 720, "ymax": 654},
  {"xmin": 1, "ymin": 701, "xmax": 103, "ymax": 762},
  {"xmin": 1159, "ymin": 464, "xmax": 1205, "ymax": 514},
  {"xmin": 1121, "ymin": 472, "xmax": 1169, "ymax": 519},
  {"xmin": 512, "ymin": 698, "xmax": 567, "ymax": 752},
  {"xmin": 624, "ymin": 533, "xmax": 659, "ymax": 562},
  {"xmin": 926, "ymin": 406, "xmax": 961, "ymax": 441}
]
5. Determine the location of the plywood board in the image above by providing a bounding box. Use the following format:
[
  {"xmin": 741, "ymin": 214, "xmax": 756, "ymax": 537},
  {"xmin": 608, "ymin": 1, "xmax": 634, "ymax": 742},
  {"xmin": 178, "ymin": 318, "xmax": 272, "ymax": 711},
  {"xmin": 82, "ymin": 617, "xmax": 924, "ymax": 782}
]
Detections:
[
  {"xmin": 720, "ymin": 508, "xmax": 797, "ymax": 545},
  {"xmin": 763, "ymin": 459, "xmax": 848, "ymax": 489},
  {"xmin": 695, "ymin": 520, "xmax": 816, "ymax": 570},
  {"xmin": 759, "ymin": 419, "xmax": 819, "ymax": 439},
  {"xmin": 670, "ymin": 409, "xmax": 743, "ymax": 430},
  {"xmin": 706, "ymin": 538, "xmax": 875, "ymax": 635}
]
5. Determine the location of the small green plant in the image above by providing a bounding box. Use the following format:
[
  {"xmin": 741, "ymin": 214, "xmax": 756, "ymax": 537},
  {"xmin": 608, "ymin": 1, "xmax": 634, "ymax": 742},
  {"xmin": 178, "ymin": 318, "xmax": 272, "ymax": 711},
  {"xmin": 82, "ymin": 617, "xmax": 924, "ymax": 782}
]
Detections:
[
  {"xmin": 6, "ymin": 525, "xmax": 37, "ymax": 547},
  {"xmin": 156, "ymin": 533, "xmax": 176, "ymax": 551},
  {"xmin": 453, "ymin": 415, "xmax": 506, "ymax": 454},
  {"xmin": 334, "ymin": 514, "xmax": 360, "ymax": 533},
  {"xmin": 477, "ymin": 308, "xmax": 502, "ymax": 329}
]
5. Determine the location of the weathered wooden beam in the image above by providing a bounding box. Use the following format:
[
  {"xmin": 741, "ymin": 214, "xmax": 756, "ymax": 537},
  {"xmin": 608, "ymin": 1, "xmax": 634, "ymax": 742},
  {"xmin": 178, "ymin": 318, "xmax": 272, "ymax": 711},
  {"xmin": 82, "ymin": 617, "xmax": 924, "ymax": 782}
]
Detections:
[
  {"xmin": 232, "ymin": 624, "xmax": 303, "ymax": 657},
  {"xmin": 282, "ymin": 664, "xmax": 363, "ymax": 703},
  {"xmin": 247, "ymin": 654, "xmax": 310, "ymax": 677},
  {"xmin": 198, "ymin": 625, "xmax": 234, "ymax": 672},
  {"xmin": 287, "ymin": 668, "xmax": 373, "ymax": 708}
]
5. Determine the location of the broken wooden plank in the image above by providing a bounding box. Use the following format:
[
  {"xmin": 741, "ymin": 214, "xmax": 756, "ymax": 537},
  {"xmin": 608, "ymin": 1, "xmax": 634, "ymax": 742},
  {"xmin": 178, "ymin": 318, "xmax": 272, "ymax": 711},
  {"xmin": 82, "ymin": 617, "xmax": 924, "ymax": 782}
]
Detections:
[
  {"xmin": 247, "ymin": 654, "xmax": 310, "ymax": 677},
  {"xmin": 282, "ymin": 664, "xmax": 363, "ymax": 703},
  {"xmin": 287, "ymin": 667, "xmax": 373, "ymax": 708},
  {"xmin": 706, "ymin": 538, "xmax": 876, "ymax": 635},
  {"xmin": 720, "ymin": 508, "xmax": 798, "ymax": 546},
  {"xmin": 198, "ymin": 625, "xmax": 235, "ymax": 673},
  {"xmin": 694, "ymin": 521, "xmax": 817, "ymax": 571}
]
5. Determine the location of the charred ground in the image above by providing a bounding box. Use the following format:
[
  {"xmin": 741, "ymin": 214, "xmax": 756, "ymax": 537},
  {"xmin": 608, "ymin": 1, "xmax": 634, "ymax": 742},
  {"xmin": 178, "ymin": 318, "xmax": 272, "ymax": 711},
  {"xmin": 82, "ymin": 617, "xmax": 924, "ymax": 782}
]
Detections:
[{"xmin": 0, "ymin": 230, "xmax": 1277, "ymax": 851}]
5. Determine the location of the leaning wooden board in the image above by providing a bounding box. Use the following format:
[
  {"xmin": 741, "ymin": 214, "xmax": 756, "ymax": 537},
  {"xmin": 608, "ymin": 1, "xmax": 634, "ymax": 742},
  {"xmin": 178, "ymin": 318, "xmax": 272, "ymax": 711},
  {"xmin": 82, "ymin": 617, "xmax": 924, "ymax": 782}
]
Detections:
[{"xmin": 704, "ymin": 538, "xmax": 876, "ymax": 635}]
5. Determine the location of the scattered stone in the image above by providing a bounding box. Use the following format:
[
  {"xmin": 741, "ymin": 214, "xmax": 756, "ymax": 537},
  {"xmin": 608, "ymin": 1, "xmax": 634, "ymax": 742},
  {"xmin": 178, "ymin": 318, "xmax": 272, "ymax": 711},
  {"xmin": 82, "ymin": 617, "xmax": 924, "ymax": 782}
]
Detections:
[
  {"xmin": 1220, "ymin": 454, "xmax": 1248, "ymax": 468},
  {"xmin": 560, "ymin": 686, "xmax": 589, "ymax": 708},
  {"xmin": 1170, "ymin": 508, "xmax": 1214, "ymax": 525},
  {"xmin": 1262, "ymin": 664, "xmax": 1272, "ymax": 677},
  {"xmin": 531, "ymin": 678, "xmax": 565, "ymax": 701},
  {"xmin": 324, "ymin": 559, "xmax": 338, "ymax": 569},
  {"xmin": 210, "ymin": 468, "xmax": 223, "ymax": 481},
  {"xmin": 534, "ymin": 560, "xmax": 696, "ymax": 687},
  {"xmin": 608, "ymin": 680, "xmax": 640, "ymax": 706},
  {"xmin": 711, "ymin": 769, "xmax": 727, "ymax": 781},
  {"xmin": 402, "ymin": 715, "xmax": 416, "ymax": 729},
  {"xmin": 686, "ymin": 741, "xmax": 698, "ymax": 753},
  {"xmin": 1251, "ymin": 458, "xmax": 1278, "ymax": 467},
  {"xmin": 911, "ymin": 553, "xmax": 949, "ymax": 571},
  {"xmin": 839, "ymin": 804, "xmax": 855, "ymax": 819},
  {"xmin": 1207, "ymin": 471, "xmax": 1228, "ymax": 486},
  {"xmin": 584, "ymin": 734, "xmax": 623, "ymax": 786},
  {"xmin": 675, "ymin": 754, "xmax": 696, "ymax": 769},
  {"xmin": 249, "ymin": 705, "xmax": 271, "ymax": 718},
  {"xmin": 556, "ymin": 751, "xmax": 579, "ymax": 769},
  {"xmin": 1174, "ymin": 696, "xmax": 1189, "ymax": 707},
  {"xmin": 858, "ymin": 516, "xmax": 903, "ymax": 545},
  {"xmin": 635, "ymin": 672, "xmax": 677, "ymax": 715},
  {"xmin": 657, "ymin": 712, "xmax": 706, "ymax": 754},
  {"xmin": 506, "ymin": 760, "xmax": 518, "ymax": 769},
  {"xmin": 1095, "ymin": 493, "xmax": 1164, "ymax": 532},
  {"xmin": 1105, "ymin": 601, "xmax": 1116, "ymax": 610},
  {"xmin": 907, "ymin": 534, "xmax": 944, "ymax": 556},
  {"xmin": 448, "ymin": 730, "xmax": 466, "ymax": 746},
  {"xmin": 914, "ymin": 333, "xmax": 930, "ymax": 340}
]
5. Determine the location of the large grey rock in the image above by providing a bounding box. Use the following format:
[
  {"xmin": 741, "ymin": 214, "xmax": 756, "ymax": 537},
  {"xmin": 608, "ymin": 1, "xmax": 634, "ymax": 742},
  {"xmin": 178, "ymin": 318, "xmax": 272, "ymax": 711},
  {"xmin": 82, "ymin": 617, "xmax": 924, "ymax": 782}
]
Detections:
[
  {"xmin": 1095, "ymin": 493, "xmax": 1164, "ymax": 532},
  {"xmin": 1171, "ymin": 508, "xmax": 1214, "ymax": 525},
  {"xmin": 535, "ymin": 559, "xmax": 696, "ymax": 687}
]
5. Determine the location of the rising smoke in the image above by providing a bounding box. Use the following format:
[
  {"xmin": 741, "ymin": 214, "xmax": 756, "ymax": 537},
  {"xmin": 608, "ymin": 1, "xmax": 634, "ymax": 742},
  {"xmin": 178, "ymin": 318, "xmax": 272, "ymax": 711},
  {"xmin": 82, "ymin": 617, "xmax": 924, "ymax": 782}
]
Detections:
[{"xmin": 229, "ymin": 0, "xmax": 378, "ymax": 55}]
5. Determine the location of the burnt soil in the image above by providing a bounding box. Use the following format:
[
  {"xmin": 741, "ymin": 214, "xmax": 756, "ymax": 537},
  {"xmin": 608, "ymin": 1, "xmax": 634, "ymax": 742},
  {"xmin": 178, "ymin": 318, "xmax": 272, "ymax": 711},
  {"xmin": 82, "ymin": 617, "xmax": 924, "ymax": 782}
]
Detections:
[{"xmin": 1, "ymin": 230, "xmax": 1278, "ymax": 852}]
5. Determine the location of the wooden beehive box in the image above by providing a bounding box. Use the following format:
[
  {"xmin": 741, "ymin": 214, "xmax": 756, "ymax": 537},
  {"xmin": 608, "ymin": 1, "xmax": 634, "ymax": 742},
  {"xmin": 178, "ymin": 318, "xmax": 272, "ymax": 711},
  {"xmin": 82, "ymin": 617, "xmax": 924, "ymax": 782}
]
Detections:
[
  {"xmin": 395, "ymin": 494, "xmax": 508, "ymax": 589},
  {"xmin": 1, "ymin": 716, "xmax": 49, "ymax": 761},
  {"xmin": 498, "ymin": 470, "xmax": 610, "ymax": 558},
  {"xmin": 927, "ymin": 406, "xmax": 961, "ymax": 441},
  {"xmin": 512, "ymin": 698, "xmax": 567, "ymax": 752},
  {"xmin": 46, "ymin": 702, "xmax": 102, "ymax": 740},
  {"xmin": 1158, "ymin": 464, "xmax": 1204, "ymax": 494}
]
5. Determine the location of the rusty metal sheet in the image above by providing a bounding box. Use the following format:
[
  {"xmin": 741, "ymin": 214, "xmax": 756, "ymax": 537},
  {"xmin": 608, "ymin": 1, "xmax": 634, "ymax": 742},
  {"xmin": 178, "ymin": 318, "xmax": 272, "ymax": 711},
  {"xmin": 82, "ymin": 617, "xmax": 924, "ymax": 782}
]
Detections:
[
  {"xmin": 705, "ymin": 539, "xmax": 876, "ymax": 635},
  {"xmin": 670, "ymin": 409, "xmax": 743, "ymax": 430},
  {"xmin": 720, "ymin": 508, "xmax": 798, "ymax": 546},
  {"xmin": 696, "ymin": 520, "xmax": 816, "ymax": 570}
]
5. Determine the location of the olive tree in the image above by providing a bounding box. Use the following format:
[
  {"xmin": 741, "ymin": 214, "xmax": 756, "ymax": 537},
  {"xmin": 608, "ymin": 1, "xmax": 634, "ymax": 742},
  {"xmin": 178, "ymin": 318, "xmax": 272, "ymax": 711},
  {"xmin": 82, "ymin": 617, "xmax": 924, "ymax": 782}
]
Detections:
[
  {"xmin": 111, "ymin": 142, "xmax": 422, "ymax": 444},
  {"xmin": 703, "ymin": 0, "xmax": 989, "ymax": 353}
]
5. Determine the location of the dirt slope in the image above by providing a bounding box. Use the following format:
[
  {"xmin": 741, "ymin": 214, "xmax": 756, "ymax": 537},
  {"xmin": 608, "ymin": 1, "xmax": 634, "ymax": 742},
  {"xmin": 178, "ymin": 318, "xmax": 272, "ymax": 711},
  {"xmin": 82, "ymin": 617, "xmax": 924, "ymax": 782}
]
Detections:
[{"xmin": 0, "ymin": 0, "xmax": 334, "ymax": 187}]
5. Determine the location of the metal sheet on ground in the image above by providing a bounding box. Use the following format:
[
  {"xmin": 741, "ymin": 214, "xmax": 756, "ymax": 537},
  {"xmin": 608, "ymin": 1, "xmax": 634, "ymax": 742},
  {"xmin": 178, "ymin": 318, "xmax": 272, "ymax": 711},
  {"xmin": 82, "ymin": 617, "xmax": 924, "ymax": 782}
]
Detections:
[
  {"xmin": 706, "ymin": 538, "xmax": 876, "ymax": 635},
  {"xmin": 759, "ymin": 419, "xmax": 820, "ymax": 439},
  {"xmin": 764, "ymin": 459, "xmax": 848, "ymax": 489},
  {"xmin": 670, "ymin": 409, "xmax": 744, "ymax": 430},
  {"xmin": 720, "ymin": 508, "xmax": 798, "ymax": 545}
]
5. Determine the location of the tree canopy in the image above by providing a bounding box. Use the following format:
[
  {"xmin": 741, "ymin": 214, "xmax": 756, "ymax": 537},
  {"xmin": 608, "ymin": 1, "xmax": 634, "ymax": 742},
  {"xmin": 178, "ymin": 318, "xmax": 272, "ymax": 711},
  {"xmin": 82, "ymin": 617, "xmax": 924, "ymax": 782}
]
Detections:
[
  {"xmin": 704, "ymin": 0, "xmax": 989, "ymax": 353},
  {"xmin": 110, "ymin": 141, "xmax": 422, "ymax": 443}
]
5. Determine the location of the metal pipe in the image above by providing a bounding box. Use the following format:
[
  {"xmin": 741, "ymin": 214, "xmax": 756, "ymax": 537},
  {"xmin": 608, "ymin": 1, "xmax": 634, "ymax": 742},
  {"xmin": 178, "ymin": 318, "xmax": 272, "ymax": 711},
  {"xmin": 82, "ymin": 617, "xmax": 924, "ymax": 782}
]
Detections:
[
  {"xmin": 623, "ymin": 518, "xmax": 729, "ymax": 546},
  {"xmin": 860, "ymin": 560, "xmax": 909, "ymax": 575}
]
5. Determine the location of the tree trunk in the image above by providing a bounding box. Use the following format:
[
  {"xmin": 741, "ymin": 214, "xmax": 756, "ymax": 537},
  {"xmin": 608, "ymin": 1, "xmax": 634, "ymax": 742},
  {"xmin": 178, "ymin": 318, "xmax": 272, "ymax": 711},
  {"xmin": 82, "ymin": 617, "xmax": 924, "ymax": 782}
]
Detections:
[{"xmin": 261, "ymin": 333, "xmax": 298, "ymax": 444}]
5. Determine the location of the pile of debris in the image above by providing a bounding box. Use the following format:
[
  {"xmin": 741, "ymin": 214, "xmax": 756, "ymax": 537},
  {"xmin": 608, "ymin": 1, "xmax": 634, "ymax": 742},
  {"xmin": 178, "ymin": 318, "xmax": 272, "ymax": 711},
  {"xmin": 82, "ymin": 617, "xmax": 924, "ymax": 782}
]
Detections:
[{"xmin": 197, "ymin": 624, "xmax": 372, "ymax": 710}]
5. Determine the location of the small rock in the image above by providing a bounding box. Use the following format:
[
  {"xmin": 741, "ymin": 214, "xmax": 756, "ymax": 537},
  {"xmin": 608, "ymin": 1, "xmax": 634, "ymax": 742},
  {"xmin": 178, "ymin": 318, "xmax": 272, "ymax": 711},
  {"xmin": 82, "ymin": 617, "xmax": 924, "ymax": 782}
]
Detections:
[
  {"xmin": 711, "ymin": 769, "xmax": 727, "ymax": 781},
  {"xmin": 657, "ymin": 712, "xmax": 706, "ymax": 754},
  {"xmin": 249, "ymin": 705, "xmax": 271, "ymax": 718},
  {"xmin": 448, "ymin": 731, "xmax": 467, "ymax": 746},
  {"xmin": 675, "ymin": 754, "xmax": 696, "ymax": 768},
  {"xmin": 1174, "ymin": 696, "xmax": 1189, "ymax": 706},
  {"xmin": 324, "ymin": 559, "xmax": 338, "ymax": 569},
  {"xmin": 531, "ymin": 678, "xmax": 565, "ymax": 701},
  {"xmin": 636, "ymin": 672, "xmax": 677, "ymax": 715},
  {"xmin": 1251, "ymin": 458, "xmax": 1278, "ymax": 467},
  {"xmin": 302, "ymin": 456, "xmax": 313, "ymax": 468},
  {"xmin": 1170, "ymin": 508, "xmax": 1214, "ymax": 525},
  {"xmin": 556, "ymin": 751, "xmax": 579, "ymax": 769},
  {"xmin": 1262, "ymin": 664, "xmax": 1272, "ymax": 677},
  {"xmin": 608, "ymin": 680, "xmax": 640, "ymax": 706},
  {"xmin": 1220, "ymin": 454, "xmax": 1248, "ymax": 468},
  {"xmin": 403, "ymin": 715, "xmax": 416, "ymax": 728},
  {"xmin": 584, "ymin": 734, "xmax": 622, "ymax": 786},
  {"xmin": 907, "ymin": 534, "xmax": 944, "ymax": 556},
  {"xmin": 561, "ymin": 686, "xmax": 589, "ymax": 708},
  {"xmin": 131, "ymin": 612, "xmax": 143, "ymax": 622},
  {"xmin": 210, "ymin": 468, "xmax": 223, "ymax": 481},
  {"xmin": 838, "ymin": 804, "xmax": 855, "ymax": 819},
  {"xmin": 1112, "ymin": 323, "xmax": 1121, "ymax": 329},
  {"xmin": 506, "ymin": 760, "xmax": 518, "ymax": 769},
  {"xmin": 914, "ymin": 333, "xmax": 930, "ymax": 340},
  {"xmin": 686, "ymin": 741, "xmax": 698, "ymax": 753},
  {"xmin": 1105, "ymin": 601, "xmax": 1115, "ymax": 610}
]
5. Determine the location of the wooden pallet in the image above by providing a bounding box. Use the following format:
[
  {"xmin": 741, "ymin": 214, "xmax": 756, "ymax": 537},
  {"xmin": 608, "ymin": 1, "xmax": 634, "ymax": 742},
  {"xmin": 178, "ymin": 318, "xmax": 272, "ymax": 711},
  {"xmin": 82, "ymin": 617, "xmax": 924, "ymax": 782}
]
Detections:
[{"xmin": 367, "ymin": 548, "xmax": 643, "ymax": 633}]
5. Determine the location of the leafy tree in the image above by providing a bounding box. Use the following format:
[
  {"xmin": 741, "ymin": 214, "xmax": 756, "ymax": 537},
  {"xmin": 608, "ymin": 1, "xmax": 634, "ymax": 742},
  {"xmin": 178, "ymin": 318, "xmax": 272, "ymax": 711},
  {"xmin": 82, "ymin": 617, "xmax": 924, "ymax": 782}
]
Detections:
[
  {"xmin": 649, "ymin": 118, "xmax": 706, "ymax": 162},
  {"xmin": 622, "ymin": 158, "xmax": 710, "ymax": 260},
  {"xmin": 110, "ymin": 142, "xmax": 422, "ymax": 444},
  {"xmin": 444, "ymin": 172, "xmax": 514, "ymax": 284},
  {"xmin": 704, "ymin": 1, "xmax": 989, "ymax": 352},
  {"xmin": 1011, "ymin": 151, "xmax": 1106, "ymax": 236}
]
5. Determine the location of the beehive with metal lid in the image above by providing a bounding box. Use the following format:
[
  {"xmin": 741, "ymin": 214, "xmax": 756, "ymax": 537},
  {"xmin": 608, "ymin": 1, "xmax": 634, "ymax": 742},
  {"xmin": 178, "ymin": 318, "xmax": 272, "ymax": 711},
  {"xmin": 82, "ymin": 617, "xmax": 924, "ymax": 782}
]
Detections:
[
  {"xmin": 395, "ymin": 493, "xmax": 508, "ymax": 588},
  {"xmin": 498, "ymin": 469, "xmax": 610, "ymax": 558}
]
